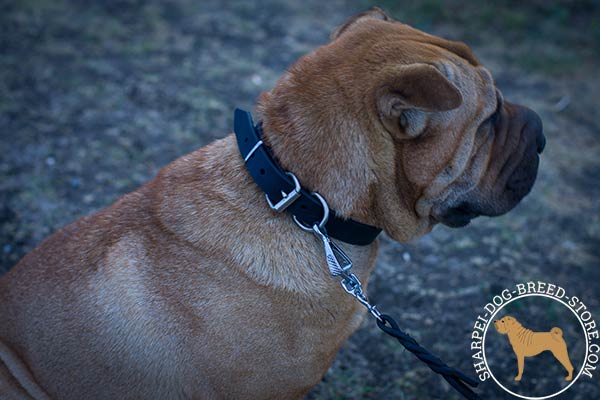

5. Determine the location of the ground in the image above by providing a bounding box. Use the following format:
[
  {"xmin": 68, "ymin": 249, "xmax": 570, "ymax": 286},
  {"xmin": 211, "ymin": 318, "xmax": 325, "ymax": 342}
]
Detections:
[{"xmin": 1, "ymin": 1, "xmax": 599, "ymax": 399}]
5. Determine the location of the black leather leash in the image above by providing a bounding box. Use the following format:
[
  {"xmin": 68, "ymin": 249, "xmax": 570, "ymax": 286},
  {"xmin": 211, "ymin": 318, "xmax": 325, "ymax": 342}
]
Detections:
[
  {"xmin": 234, "ymin": 108, "xmax": 479, "ymax": 400},
  {"xmin": 377, "ymin": 315, "xmax": 480, "ymax": 399}
]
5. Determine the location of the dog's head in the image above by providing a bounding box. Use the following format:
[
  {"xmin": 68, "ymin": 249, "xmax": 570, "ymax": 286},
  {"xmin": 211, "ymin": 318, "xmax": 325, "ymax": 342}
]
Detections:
[
  {"xmin": 494, "ymin": 316, "xmax": 521, "ymax": 335},
  {"xmin": 258, "ymin": 8, "xmax": 545, "ymax": 241}
]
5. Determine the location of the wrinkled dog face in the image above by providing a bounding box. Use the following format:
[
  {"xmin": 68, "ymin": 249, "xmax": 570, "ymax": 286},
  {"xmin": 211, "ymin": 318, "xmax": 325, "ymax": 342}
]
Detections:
[
  {"xmin": 494, "ymin": 316, "xmax": 518, "ymax": 335},
  {"xmin": 259, "ymin": 9, "xmax": 545, "ymax": 242},
  {"xmin": 335, "ymin": 9, "xmax": 545, "ymax": 236}
]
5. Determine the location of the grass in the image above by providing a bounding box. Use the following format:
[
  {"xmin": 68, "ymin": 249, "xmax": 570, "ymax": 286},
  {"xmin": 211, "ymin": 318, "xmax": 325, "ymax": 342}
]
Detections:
[
  {"xmin": 367, "ymin": 0, "xmax": 600, "ymax": 75},
  {"xmin": 1, "ymin": 1, "xmax": 598, "ymax": 399}
]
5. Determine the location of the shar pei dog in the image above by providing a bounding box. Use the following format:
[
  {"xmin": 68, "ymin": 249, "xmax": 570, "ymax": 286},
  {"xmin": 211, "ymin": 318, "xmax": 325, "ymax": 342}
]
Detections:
[
  {"xmin": 0, "ymin": 8, "xmax": 544, "ymax": 400},
  {"xmin": 494, "ymin": 316, "xmax": 574, "ymax": 381}
]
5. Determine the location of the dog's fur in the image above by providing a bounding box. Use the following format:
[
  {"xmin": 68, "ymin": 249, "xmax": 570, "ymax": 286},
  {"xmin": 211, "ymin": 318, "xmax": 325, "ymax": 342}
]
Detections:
[
  {"xmin": 494, "ymin": 316, "xmax": 574, "ymax": 381},
  {"xmin": 0, "ymin": 9, "xmax": 544, "ymax": 399}
]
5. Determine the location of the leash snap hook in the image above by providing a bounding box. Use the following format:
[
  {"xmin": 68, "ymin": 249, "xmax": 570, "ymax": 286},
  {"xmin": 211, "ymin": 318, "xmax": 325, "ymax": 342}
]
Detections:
[
  {"xmin": 310, "ymin": 224, "xmax": 352, "ymax": 277},
  {"xmin": 341, "ymin": 274, "xmax": 383, "ymax": 322}
]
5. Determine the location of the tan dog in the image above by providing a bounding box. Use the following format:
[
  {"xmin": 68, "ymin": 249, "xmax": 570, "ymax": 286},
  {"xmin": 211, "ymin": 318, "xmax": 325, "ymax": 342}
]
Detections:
[
  {"xmin": 0, "ymin": 9, "xmax": 544, "ymax": 399},
  {"xmin": 494, "ymin": 316, "xmax": 574, "ymax": 381}
]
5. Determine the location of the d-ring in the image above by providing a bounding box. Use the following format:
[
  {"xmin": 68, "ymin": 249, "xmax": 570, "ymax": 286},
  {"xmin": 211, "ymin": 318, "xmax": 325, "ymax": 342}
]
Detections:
[{"xmin": 293, "ymin": 192, "xmax": 329, "ymax": 231}]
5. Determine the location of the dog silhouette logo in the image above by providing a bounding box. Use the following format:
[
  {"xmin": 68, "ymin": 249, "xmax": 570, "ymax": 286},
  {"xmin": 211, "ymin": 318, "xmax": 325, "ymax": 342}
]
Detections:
[
  {"xmin": 494, "ymin": 316, "xmax": 574, "ymax": 382},
  {"xmin": 471, "ymin": 283, "xmax": 598, "ymax": 399}
]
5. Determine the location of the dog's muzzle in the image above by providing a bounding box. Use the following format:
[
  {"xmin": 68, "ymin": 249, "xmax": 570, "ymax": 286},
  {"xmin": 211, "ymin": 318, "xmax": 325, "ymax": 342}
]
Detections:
[{"xmin": 437, "ymin": 103, "xmax": 545, "ymax": 228}]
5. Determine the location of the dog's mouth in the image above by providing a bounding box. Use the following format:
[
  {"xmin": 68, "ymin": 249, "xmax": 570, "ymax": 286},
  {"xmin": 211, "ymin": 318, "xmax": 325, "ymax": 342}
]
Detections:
[{"xmin": 433, "ymin": 202, "xmax": 481, "ymax": 228}]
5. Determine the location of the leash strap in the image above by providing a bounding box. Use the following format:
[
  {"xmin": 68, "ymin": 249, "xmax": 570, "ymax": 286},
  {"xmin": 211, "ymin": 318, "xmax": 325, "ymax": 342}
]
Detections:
[
  {"xmin": 301, "ymin": 224, "xmax": 481, "ymax": 400},
  {"xmin": 234, "ymin": 108, "xmax": 381, "ymax": 246},
  {"xmin": 337, "ymin": 261, "xmax": 480, "ymax": 400},
  {"xmin": 377, "ymin": 314, "xmax": 480, "ymax": 400}
]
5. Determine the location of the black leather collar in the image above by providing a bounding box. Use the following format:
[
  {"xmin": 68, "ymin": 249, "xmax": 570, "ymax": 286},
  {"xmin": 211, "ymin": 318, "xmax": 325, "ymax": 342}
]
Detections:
[{"xmin": 234, "ymin": 108, "xmax": 381, "ymax": 246}]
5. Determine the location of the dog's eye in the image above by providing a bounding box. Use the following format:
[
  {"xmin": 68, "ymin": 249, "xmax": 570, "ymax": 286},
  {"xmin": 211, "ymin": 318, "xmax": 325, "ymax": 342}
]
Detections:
[
  {"xmin": 485, "ymin": 93, "xmax": 502, "ymax": 127},
  {"xmin": 399, "ymin": 112, "xmax": 408, "ymax": 129},
  {"xmin": 478, "ymin": 105, "xmax": 500, "ymax": 139},
  {"xmin": 486, "ymin": 111, "xmax": 497, "ymax": 126},
  {"xmin": 483, "ymin": 107, "xmax": 499, "ymax": 127},
  {"xmin": 480, "ymin": 89, "xmax": 502, "ymax": 132}
]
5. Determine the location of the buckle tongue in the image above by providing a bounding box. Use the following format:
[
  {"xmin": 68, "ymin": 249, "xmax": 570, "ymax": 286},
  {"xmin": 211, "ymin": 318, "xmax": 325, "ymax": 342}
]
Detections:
[{"xmin": 265, "ymin": 172, "xmax": 301, "ymax": 212}]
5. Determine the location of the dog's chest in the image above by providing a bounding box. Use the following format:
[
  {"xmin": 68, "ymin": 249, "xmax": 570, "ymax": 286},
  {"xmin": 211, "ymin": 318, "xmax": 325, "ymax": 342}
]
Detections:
[{"xmin": 178, "ymin": 276, "xmax": 367, "ymax": 399}]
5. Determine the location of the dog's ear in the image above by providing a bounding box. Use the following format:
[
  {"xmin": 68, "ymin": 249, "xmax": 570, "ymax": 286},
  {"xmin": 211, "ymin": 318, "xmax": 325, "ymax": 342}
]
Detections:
[
  {"xmin": 376, "ymin": 63, "xmax": 463, "ymax": 138},
  {"xmin": 331, "ymin": 7, "xmax": 391, "ymax": 40}
]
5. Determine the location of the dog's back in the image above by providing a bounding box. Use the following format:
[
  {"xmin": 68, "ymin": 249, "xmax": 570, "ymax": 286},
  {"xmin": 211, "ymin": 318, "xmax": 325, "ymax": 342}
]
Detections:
[{"xmin": 509, "ymin": 322, "xmax": 568, "ymax": 357}]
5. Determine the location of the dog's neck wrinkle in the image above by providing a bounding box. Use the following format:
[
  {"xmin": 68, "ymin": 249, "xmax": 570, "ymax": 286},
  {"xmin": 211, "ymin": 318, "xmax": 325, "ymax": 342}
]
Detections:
[
  {"xmin": 509, "ymin": 324, "xmax": 534, "ymax": 345},
  {"xmin": 154, "ymin": 135, "xmax": 377, "ymax": 296}
]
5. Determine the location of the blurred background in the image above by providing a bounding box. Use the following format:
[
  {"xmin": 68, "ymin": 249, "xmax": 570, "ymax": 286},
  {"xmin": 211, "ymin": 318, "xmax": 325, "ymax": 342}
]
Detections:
[{"xmin": 1, "ymin": 0, "xmax": 598, "ymax": 398}]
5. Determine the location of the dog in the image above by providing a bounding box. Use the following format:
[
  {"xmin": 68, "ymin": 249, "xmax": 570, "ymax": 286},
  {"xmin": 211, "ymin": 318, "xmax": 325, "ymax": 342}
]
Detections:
[
  {"xmin": 0, "ymin": 8, "xmax": 545, "ymax": 399},
  {"xmin": 494, "ymin": 316, "xmax": 574, "ymax": 381}
]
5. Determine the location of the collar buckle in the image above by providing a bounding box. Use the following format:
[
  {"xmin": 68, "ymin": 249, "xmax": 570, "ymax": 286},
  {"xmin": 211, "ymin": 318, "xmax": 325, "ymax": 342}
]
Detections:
[
  {"xmin": 265, "ymin": 172, "xmax": 301, "ymax": 212},
  {"xmin": 234, "ymin": 108, "xmax": 381, "ymax": 245}
]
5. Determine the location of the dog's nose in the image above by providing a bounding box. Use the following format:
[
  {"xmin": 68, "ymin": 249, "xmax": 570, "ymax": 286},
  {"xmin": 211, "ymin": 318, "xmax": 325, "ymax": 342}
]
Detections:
[
  {"xmin": 537, "ymin": 130, "xmax": 546, "ymax": 154},
  {"xmin": 534, "ymin": 119, "xmax": 546, "ymax": 154},
  {"xmin": 522, "ymin": 108, "xmax": 545, "ymax": 154}
]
